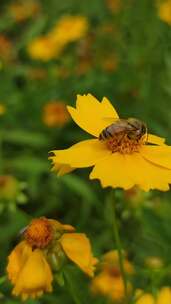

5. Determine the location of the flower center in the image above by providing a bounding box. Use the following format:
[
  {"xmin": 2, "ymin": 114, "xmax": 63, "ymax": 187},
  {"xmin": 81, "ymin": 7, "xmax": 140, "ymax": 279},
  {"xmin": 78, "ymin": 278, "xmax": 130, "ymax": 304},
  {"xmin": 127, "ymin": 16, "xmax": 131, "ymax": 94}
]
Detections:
[
  {"xmin": 24, "ymin": 217, "xmax": 53, "ymax": 249},
  {"xmin": 106, "ymin": 134, "xmax": 146, "ymax": 154}
]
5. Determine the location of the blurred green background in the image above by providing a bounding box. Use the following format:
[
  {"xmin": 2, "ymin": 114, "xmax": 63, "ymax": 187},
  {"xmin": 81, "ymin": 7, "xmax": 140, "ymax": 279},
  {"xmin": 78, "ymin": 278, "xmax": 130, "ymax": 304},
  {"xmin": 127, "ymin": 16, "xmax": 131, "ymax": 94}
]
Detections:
[{"xmin": 0, "ymin": 0, "xmax": 171, "ymax": 303}]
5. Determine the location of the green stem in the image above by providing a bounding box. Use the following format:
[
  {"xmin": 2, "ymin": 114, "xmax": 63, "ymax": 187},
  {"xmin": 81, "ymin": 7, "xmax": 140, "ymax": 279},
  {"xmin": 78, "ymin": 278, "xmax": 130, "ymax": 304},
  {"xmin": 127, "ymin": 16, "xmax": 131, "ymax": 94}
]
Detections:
[
  {"xmin": 64, "ymin": 271, "xmax": 81, "ymax": 304},
  {"xmin": 109, "ymin": 192, "xmax": 128, "ymax": 302}
]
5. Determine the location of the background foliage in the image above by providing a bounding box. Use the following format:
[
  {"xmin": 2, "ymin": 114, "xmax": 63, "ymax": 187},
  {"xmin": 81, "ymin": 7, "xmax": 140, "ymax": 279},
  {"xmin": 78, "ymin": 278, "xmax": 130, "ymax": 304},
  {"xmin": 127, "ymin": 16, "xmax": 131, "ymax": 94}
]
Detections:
[{"xmin": 0, "ymin": 0, "xmax": 171, "ymax": 303}]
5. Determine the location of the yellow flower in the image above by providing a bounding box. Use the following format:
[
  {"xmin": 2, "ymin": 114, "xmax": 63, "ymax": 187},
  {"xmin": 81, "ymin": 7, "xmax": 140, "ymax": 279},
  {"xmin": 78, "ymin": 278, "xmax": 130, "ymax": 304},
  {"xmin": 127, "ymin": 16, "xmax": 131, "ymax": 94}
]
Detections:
[
  {"xmin": 135, "ymin": 291, "xmax": 155, "ymax": 304},
  {"xmin": 145, "ymin": 256, "xmax": 164, "ymax": 270},
  {"xmin": 27, "ymin": 36, "xmax": 63, "ymax": 61},
  {"xmin": 7, "ymin": 217, "xmax": 97, "ymax": 300},
  {"xmin": 49, "ymin": 15, "xmax": 88, "ymax": 45},
  {"xmin": 8, "ymin": 0, "xmax": 40, "ymax": 22},
  {"xmin": 102, "ymin": 250, "xmax": 134, "ymax": 274},
  {"xmin": 50, "ymin": 93, "xmax": 171, "ymax": 191},
  {"xmin": 0, "ymin": 104, "xmax": 6, "ymax": 115},
  {"xmin": 158, "ymin": 0, "xmax": 171, "ymax": 25},
  {"xmin": 7, "ymin": 241, "xmax": 53, "ymax": 301},
  {"xmin": 0, "ymin": 175, "xmax": 19, "ymax": 200},
  {"xmin": 136, "ymin": 287, "xmax": 171, "ymax": 304},
  {"xmin": 91, "ymin": 250, "xmax": 133, "ymax": 301},
  {"xmin": 27, "ymin": 15, "xmax": 88, "ymax": 61},
  {"xmin": 157, "ymin": 287, "xmax": 171, "ymax": 303},
  {"xmin": 42, "ymin": 101, "xmax": 70, "ymax": 127}
]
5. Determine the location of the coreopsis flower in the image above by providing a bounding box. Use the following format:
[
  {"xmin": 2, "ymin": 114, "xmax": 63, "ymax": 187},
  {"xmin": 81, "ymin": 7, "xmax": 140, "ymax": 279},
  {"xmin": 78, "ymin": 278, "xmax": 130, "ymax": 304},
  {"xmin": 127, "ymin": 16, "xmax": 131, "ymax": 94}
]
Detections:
[
  {"xmin": 49, "ymin": 15, "xmax": 88, "ymax": 45},
  {"xmin": 7, "ymin": 217, "xmax": 97, "ymax": 300},
  {"xmin": 42, "ymin": 101, "xmax": 70, "ymax": 127},
  {"xmin": 91, "ymin": 250, "xmax": 133, "ymax": 302},
  {"xmin": 50, "ymin": 94, "xmax": 171, "ymax": 191},
  {"xmin": 158, "ymin": 0, "xmax": 171, "ymax": 25},
  {"xmin": 136, "ymin": 287, "xmax": 171, "ymax": 304},
  {"xmin": 27, "ymin": 36, "xmax": 63, "ymax": 61}
]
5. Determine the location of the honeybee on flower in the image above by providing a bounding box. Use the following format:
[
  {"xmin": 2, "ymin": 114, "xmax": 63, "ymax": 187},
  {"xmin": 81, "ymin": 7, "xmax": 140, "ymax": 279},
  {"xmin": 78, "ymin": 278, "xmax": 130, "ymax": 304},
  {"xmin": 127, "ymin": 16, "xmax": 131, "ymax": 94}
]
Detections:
[{"xmin": 50, "ymin": 94, "xmax": 171, "ymax": 191}]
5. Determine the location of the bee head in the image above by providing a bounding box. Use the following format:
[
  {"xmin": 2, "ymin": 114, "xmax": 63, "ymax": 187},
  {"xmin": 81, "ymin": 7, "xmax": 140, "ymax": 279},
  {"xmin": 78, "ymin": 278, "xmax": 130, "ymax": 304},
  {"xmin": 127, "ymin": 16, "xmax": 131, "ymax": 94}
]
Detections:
[{"xmin": 127, "ymin": 118, "xmax": 147, "ymax": 140}]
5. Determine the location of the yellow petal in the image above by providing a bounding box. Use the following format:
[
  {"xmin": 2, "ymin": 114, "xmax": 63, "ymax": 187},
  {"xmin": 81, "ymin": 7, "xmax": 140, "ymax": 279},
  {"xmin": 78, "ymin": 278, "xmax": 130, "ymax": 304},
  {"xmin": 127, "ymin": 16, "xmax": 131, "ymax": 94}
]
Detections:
[
  {"xmin": 157, "ymin": 287, "xmax": 171, "ymax": 304},
  {"xmin": 7, "ymin": 241, "xmax": 32, "ymax": 284},
  {"xmin": 90, "ymin": 152, "xmax": 171, "ymax": 191},
  {"xmin": 140, "ymin": 145, "xmax": 171, "ymax": 169},
  {"xmin": 90, "ymin": 153, "xmax": 135, "ymax": 190},
  {"xmin": 136, "ymin": 293, "xmax": 155, "ymax": 304},
  {"xmin": 60, "ymin": 233, "xmax": 97, "ymax": 277},
  {"xmin": 51, "ymin": 161, "xmax": 75, "ymax": 176},
  {"xmin": 147, "ymin": 134, "xmax": 165, "ymax": 145},
  {"xmin": 51, "ymin": 139, "xmax": 110, "ymax": 168},
  {"xmin": 12, "ymin": 249, "xmax": 53, "ymax": 300},
  {"xmin": 48, "ymin": 219, "xmax": 75, "ymax": 232},
  {"xmin": 67, "ymin": 94, "xmax": 119, "ymax": 137}
]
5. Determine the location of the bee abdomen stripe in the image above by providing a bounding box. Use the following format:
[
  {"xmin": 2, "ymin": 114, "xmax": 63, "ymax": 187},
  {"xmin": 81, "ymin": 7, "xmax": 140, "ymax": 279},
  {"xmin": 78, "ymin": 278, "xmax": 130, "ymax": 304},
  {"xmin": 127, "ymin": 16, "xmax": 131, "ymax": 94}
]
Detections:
[{"xmin": 106, "ymin": 129, "xmax": 112, "ymax": 137}]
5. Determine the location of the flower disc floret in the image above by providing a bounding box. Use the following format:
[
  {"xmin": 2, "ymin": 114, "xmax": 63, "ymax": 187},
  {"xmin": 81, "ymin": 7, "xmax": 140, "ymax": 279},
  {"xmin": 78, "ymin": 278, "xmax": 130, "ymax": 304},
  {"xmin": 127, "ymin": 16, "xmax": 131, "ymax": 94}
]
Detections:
[{"xmin": 24, "ymin": 218, "xmax": 53, "ymax": 249}]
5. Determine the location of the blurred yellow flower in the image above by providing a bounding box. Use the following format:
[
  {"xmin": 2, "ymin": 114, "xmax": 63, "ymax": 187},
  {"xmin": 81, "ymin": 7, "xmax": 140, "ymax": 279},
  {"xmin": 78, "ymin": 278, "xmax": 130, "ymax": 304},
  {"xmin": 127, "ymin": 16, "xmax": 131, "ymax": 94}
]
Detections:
[
  {"xmin": 135, "ymin": 291, "xmax": 155, "ymax": 304},
  {"xmin": 43, "ymin": 101, "xmax": 70, "ymax": 127},
  {"xmin": 49, "ymin": 15, "xmax": 88, "ymax": 45},
  {"xmin": 50, "ymin": 93, "xmax": 171, "ymax": 191},
  {"xmin": 0, "ymin": 175, "xmax": 19, "ymax": 200},
  {"xmin": 91, "ymin": 250, "xmax": 133, "ymax": 301},
  {"xmin": 158, "ymin": 0, "xmax": 171, "ymax": 25},
  {"xmin": 145, "ymin": 256, "xmax": 164, "ymax": 270},
  {"xmin": 7, "ymin": 217, "xmax": 97, "ymax": 300},
  {"xmin": 136, "ymin": 287, "xmax": 171, "ymax": 304},
  {"xmin": 27, "ymin": 15, "xmax": 88, "ymax": 61},
  {"xmin": 8, "ymin": 0, "xmax": 40, "ymax": 22},
  {"xmin": 0, "ymin": 104, "xmax": 6, "ymax": 115},
  {"xmin": 28, "ymin": 36, "xmax": 63, "ymax": 61},
  {"xmin": 157, "ymin": 287, "xmax": 171, "ymax": 303}
]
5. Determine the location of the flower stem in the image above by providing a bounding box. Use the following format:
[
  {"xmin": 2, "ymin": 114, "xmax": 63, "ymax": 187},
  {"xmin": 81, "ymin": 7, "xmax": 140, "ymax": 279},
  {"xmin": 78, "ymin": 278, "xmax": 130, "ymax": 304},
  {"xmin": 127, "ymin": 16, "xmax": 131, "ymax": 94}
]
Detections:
[
  {"xmin": 109, "ymin": 192, "xmax": 128, "ymax": 302},
  {"xmin": 64, "ymin": 271, "xmax": 81, "ymax": 304}
]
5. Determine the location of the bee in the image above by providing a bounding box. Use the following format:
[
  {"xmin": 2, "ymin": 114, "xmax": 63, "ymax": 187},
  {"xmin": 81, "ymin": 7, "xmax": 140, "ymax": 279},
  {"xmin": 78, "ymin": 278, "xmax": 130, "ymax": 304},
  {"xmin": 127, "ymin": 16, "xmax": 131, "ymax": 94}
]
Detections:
[{"xmin": 99, "ymin": 118, "xmax": 147, "ymax": 141}]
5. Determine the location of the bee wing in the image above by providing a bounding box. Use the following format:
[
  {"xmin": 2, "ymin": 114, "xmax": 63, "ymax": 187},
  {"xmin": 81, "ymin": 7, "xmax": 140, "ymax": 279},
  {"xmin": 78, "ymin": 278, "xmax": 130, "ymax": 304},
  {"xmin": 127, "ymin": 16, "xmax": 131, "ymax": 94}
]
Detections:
[{"xmin": 102, "ymin": 117, "xmax": 120, "ymax": 124}]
